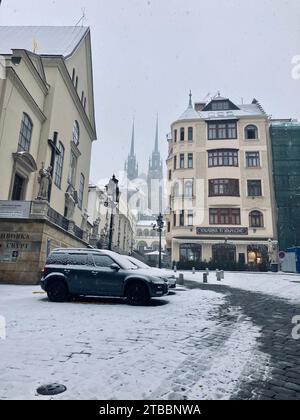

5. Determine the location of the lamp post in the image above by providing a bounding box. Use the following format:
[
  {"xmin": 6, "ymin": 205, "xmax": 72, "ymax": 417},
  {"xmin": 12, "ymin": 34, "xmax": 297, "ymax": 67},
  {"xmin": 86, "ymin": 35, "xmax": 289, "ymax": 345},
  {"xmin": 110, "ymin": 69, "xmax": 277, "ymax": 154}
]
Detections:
[
  {"xmin": 106, "ymin": 175, "xmax": 119, "ymax": 251},
  {"xmin": 153, "ymin": 213, "xmax": 164, "ymax": 269}
]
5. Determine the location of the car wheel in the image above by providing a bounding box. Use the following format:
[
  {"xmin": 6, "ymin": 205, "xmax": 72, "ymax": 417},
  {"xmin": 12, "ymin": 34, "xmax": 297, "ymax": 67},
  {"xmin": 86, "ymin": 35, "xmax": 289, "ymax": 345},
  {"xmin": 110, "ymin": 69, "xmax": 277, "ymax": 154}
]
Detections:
[
  {"xmin": 125, "ymin": 282, "xmax": 150, "ymax": 306},
  {"xmin": 47, "ymin": 280, "xmax": 69, "ymax": 302}
]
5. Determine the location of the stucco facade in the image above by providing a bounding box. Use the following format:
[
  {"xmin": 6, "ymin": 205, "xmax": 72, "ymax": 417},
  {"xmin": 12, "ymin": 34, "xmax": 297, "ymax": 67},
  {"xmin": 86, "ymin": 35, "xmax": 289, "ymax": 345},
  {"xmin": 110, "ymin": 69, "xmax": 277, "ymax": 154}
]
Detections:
[{"xmin": 165, "ymin": 94, "xmax": 277, "ymax": 268}]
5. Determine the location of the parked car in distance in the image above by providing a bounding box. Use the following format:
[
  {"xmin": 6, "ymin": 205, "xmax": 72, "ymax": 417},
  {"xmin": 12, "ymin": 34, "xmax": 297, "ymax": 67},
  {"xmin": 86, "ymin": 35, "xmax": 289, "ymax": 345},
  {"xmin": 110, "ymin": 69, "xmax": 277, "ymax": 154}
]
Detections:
[
  {"xmin": 126, "ymin": 256, "xmax": 176, "ymax": 289},
  {"xmin": 41, "ymin": 249, "xmax": 169, "ymax": 306}
]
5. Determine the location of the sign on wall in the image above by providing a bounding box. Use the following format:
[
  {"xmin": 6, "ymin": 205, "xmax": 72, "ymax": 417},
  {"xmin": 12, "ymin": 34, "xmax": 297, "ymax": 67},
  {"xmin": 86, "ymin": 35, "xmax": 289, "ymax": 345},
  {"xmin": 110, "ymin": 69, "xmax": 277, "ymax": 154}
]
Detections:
[
  {"xmin": 196, "ymin": 227, "xmax": 249, "ymax": 235},
  {"xmin": 0, "ymin": 201, "xmax": 31, "ymax": 219}
]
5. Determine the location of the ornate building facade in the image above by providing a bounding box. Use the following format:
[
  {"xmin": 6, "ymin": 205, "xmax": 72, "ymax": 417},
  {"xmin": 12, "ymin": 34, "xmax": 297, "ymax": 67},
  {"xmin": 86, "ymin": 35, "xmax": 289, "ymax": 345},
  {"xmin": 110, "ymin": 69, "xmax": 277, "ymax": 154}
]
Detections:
[{"xmin": 165, "ymin": 93, "xmax": 277, "ymax": 269}]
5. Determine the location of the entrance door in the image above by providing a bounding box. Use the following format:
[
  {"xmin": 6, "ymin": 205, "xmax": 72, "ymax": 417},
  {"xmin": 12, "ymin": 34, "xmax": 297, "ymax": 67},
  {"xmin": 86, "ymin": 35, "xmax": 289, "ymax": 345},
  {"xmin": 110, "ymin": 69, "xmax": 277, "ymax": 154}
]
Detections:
[{"xmin": 12, "ymin": 174, "xmax": 25, "ymax": 200}]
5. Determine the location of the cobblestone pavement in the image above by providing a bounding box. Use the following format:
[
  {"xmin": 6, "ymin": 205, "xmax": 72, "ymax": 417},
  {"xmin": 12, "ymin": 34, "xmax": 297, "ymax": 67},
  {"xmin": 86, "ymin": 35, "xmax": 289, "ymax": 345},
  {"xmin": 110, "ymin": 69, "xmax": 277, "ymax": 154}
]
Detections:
[{"xmin": 182, "ymin": 280, "xmax": 300, "ymax": 400}]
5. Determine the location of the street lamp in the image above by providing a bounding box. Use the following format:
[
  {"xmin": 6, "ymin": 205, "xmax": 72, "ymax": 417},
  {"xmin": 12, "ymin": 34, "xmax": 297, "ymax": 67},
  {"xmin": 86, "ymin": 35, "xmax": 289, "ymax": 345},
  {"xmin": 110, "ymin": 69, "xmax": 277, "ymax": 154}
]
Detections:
[
  {"xmin": 153, "ymin": 213, "xmax": 164, "ymax": 269},
  {"xmin": 106, "ymin": 175, "xmax": 120, "ymax": 251}
]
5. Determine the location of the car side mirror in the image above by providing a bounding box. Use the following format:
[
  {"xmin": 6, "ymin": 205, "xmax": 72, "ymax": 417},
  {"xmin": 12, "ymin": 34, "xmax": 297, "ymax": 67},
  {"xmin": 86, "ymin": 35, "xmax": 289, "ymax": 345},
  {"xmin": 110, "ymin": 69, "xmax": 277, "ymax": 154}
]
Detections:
[{"xmin": 110, "ymin": 263, "xmax": 120, "ymax": 271}]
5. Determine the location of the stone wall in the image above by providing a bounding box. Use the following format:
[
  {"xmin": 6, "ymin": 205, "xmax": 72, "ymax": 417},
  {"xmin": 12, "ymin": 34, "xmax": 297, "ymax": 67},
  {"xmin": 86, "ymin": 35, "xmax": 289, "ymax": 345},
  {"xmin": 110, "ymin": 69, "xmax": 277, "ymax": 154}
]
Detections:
[{"xmin": 0, "ymin": 219, "xmax": 88, "ymax": 285}]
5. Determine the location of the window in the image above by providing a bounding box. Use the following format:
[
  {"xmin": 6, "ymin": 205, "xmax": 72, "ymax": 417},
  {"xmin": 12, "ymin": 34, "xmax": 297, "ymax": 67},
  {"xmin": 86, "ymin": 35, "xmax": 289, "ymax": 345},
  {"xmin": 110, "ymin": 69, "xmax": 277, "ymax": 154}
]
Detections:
[
  {"xmin": 245, "ymin": 125, "xmax": 258, "ymax": 140},
  {"xmin": 180, "ymin": 128, "xmax": 185, "ymax": 141},
  {"xmin": 174, "ymin": 129, "xmax": 177, "ymax": 142},
  {"xmin": 78, "ymin": 173, "xmax": 85, "ymax": 210},
  {"xmin": 18, "ymin": 113, "xmax": 33, "ymax": 152},
  {"xmin": 93, "ymin": 254, "xmax": 115, "ymax": 268},
  {"xmin": 83, "ymin": 97, "xmax": 87, "ymax": 110},
  {"xmin": 246, "ymin": 152, "xmax": 260, "ymax": 167},
  {"xmin": 54, "ymin": 142, "xmax": 65, "ymax": 188},
  {"xmin": 185, "ymin": 180, "xmax": 193, "ymax": 197},
  {"xmin": 81, "ymin": 91, "xmax": 84, "ymax": 102},
  {"xmin": 168, "ymin": 170, "xmax": 172, "ymax": 181},
  {"xmin": 208, "ymin": 149, "xmax": 239, "ymax": 167},
  {"xmin": 173, "ymin": 181, "xmax": 182, "ymax": 197},
  {"xmin": 180, "ymin": 154, "xmax": 185, "ymax": 169},
  {"xmin": 247, "ymin": 180, "xmax": 262, "ymax": 197},
  {"xmin": 12, "ymin": 174, "xmax": 25, "ymax": 201},
  {"xmin": 68, "ymin": 150, "xmax": 77, "ymax": 186},
  {"xmin": 208, "ymin": 121, "xmax": 237, "ymax": 140},
  {"xmin": 173, "ymin": 213, "xmax": 176, "ymax": 227},
  {"xmin": 167, "ymin": 222, "xmax": 171, "ymax": 232},
  {"xmin": 68, "ymin": 253, "xmax": 88, "ymax": 266},
  {"xmin": 47, "ymin": 252, "xmax": 68, "ymax": 265},
  {"xmin": 211, "ymin": 101, "xmax": 230, "ymax": 111},
  {"xmin": 179, "ymin": 210, "xmax": 185, "ymax": 226},
  {"xmin": 188, "ymin": 210, "xmax": 194, "ymax": 226},
  {"xmin": 188, "ymin": 153, "xmax": 193, "ymax": 169},
  {"xmin": 174, "ymin": 156, "xmax": 177, "ymax": 170},
  {"xmin": 180, "ymin": 244, "xmax": 202, "ymax": 263},
  {"xmin": 71, "ymin": 68, "xmax": 75, "ymax": 83},
  {"xmin": 209, "ymin": 208, "xmax": 241, "ymax": 225},
  {"xmin": 188, "ymin": 127, "xmax": 193, "ymax": 142},
  {"xmin": 249, "ymin": 211, "xmax": 264, "ymax": 228},
  {"xmin": 72, "ymin": 120, "xmax": 80, "ymax": 146},
  {"xmin": 75, "ymin": 76, "xmax": 78, "ymax": 90},
  {"xmin": 209, "ymin": 179, "xmax": 240, "ymax": 197}
]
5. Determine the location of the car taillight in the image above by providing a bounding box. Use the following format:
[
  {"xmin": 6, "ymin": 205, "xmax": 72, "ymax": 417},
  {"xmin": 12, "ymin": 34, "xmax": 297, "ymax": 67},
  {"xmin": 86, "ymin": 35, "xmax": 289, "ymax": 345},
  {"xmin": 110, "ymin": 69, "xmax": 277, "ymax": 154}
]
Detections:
[{"xmin": 42, "ymin": 267, "xmax": 49, "ymax": 276}]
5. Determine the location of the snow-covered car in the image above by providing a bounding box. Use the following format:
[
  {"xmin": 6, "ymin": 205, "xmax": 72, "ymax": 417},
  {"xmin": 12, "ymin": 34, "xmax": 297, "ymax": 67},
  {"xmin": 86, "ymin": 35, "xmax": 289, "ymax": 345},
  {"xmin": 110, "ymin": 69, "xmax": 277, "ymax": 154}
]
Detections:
[
  {"xmin": 126, "ymin": 256, "xmax": 176, "ymax": 289},
  {"xmin": 41, "ymin": 249, "xmax": 169, "ymax": 306}
]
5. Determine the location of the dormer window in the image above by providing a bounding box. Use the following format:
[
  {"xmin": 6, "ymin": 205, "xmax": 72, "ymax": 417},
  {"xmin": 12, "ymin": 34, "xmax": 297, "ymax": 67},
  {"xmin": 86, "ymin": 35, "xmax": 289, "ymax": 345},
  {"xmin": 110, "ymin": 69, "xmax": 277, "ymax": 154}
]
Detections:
[{"xmin": 211, "ymin": 101, "xmax": 230, "ymax": 111}]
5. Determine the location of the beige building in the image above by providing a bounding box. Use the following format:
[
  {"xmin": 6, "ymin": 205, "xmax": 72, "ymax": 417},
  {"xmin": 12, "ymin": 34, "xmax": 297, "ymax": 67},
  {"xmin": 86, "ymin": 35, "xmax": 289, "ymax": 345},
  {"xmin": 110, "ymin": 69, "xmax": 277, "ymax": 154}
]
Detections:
[
  {"xmin": 88, "ymin": 184, "xmax": 136, "ymax": 255},
  {"xmin": 0, "ymin": 26, "xmax": 97, "ymax": 283},
  {"xmin": 165, "ymin": 93, "xmax": 276, "ymax": 269}
]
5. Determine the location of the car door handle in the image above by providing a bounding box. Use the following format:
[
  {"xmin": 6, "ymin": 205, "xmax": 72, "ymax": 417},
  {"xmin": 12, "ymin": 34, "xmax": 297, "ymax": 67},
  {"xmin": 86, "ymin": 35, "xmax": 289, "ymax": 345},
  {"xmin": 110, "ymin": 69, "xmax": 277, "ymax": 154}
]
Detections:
[{"xmin": 91, "ymin": 271, "xmax": 98, "ymax": 275}]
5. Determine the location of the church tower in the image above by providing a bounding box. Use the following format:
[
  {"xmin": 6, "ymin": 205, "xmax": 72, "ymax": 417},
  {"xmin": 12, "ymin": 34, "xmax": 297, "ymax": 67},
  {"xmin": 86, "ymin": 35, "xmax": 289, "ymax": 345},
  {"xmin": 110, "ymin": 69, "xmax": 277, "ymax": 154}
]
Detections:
[
  {"xmin": 125, "ymin": 120, "xmax": 139, "ymax": 181},
  {"xmin": 147, "ymin": 116, "xmax": 163, "ymax": 215}
]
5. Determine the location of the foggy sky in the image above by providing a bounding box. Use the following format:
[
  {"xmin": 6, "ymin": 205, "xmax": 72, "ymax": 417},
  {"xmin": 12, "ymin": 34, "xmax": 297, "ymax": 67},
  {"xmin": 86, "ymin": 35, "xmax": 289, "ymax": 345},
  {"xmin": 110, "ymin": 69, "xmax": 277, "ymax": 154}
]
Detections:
[{"xmin": 1, "ymin": 0, "xmax": 300, "ymax": 184}]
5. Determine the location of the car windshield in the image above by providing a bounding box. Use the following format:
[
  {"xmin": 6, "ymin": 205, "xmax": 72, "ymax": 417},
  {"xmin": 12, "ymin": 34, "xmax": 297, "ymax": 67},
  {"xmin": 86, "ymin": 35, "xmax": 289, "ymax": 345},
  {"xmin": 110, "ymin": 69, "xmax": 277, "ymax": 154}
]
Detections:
[
  {"xmin": 109, "ymin": 253, "xmax": 138, "ymax": 270},
  {"xmin": 128, "ymin": 257, "xmax": 150, "ymax": 269}
]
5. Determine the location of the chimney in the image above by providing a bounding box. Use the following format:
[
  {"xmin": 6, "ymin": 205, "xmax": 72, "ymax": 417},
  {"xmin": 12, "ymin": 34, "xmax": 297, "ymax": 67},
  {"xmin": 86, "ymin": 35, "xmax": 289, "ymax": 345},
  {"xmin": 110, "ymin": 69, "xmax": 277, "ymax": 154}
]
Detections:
[{"xmin": 194, "ymin": 102, "xmax": 206, "ymax": 112}]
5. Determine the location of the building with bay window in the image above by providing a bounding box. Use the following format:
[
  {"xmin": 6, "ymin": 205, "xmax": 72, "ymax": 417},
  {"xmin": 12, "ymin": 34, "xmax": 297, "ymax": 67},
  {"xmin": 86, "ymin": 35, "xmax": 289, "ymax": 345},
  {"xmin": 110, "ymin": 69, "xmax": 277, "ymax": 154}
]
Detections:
[{"xmin": 165, "ymin": 93, "xmax": 276, "ymax": 268}]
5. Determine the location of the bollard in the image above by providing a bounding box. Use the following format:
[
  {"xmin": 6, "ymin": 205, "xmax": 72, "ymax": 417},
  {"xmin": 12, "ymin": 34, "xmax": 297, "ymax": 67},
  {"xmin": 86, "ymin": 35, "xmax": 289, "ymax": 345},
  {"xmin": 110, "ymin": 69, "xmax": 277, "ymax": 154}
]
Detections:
[
  {"xmin": 206, "ymin": 268, "xmax": 209, "ymax": 276},
  {"xmin": 220, "ymin": 270, "xmax": 224, "ymax": 280},
  {"xmin": 174, "ymin": 265, "xmax": 177, "ymax": 273},
  {"xmin": 192, "ymin": 267, "xmax": 196, "ymax": 275},
  {"xmin": 178, "ymin": 273, "xmax": 184, "ymax": 286},
  {"xmin": 203, "ymin": 273, "xmax": 208, "ymax": 283},
  {"xmin": 216, "ymin": 270, "xmax": 222, "ymax": 281}
]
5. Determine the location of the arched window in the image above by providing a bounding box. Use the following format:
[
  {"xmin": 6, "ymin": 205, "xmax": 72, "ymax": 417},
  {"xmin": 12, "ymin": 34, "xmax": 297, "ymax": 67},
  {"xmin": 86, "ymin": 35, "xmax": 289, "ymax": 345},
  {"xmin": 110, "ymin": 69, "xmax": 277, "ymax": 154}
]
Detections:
[
  {"xmin": 144, "ymin": 229, "xmax": 149, "ymax": 237},
  {"xmin": 18, "ymin": 113, "xmax": 33, "ymax": 152},
  {"xmin": 188, "ymin": 127, "xmax": 193, "ymax": 142},
  {"xmin": 249, "ymin": 211, "xmax": 264, "ymax": 228},
  {"xmin": 185, "ymin": 180, "xmax": 193, "ymax": 197},
  {"xmin": 72, "ymin": 120, "xmax": 80, "ymax": 146},
  {"xmin": 137, "ymin": 229, "xmax": 143, "ymax": 236},
  {"xmin": 245, "ymin": 125, "xmax": 258, "ymax": 140}
]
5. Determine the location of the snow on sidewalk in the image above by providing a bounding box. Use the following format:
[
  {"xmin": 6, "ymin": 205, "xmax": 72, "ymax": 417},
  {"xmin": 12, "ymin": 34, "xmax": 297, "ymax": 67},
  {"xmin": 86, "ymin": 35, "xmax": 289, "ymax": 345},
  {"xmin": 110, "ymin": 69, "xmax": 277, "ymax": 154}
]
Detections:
[
  {"xmin": 176, "ymin": 271, "xmax": 300, "ymax": 304},
  {"xmin": 0, "ymin": 283, "xmax": 266, "ymax": 400}
]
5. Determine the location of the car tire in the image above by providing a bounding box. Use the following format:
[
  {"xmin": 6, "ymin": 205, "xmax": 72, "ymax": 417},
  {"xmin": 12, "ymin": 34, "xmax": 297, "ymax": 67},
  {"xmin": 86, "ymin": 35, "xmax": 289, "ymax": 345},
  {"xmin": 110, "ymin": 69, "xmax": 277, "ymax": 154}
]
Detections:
[
  {"xmin": 125, "ymin": 282, "xmax": 150, "ymax": 306},
  {"xmin": 47, "ymin": 280, "xmax": 69, "ymax": 303}
]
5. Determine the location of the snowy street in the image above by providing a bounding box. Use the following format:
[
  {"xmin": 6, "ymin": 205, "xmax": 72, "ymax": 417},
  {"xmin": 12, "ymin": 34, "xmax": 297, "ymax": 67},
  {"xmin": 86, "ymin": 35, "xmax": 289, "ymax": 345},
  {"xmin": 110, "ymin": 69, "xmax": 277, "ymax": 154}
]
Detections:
[{"xmin": 0, "ymin": 272, "xmax": 300, "ymax": 400}]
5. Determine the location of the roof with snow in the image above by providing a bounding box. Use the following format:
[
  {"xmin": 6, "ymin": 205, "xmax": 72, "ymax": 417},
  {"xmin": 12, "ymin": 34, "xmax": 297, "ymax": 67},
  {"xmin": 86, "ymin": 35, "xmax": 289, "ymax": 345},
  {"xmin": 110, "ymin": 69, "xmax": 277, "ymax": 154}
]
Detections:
[
  {"xmin": 0, "ymin": 26, "xmax": 89, "ymax": 57},
  {"xmin": 175, "ymin": 94, "xmax": 267, "ymax": 123}
]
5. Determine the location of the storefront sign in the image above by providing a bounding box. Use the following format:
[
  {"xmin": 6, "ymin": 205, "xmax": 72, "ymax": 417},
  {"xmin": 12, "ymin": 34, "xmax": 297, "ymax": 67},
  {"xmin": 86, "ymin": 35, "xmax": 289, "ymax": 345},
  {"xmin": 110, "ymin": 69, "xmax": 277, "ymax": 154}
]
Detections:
[
  {"xmin": 196, "ymin": 227, "xmax": 248, "ymax": 235},
  {"xmin": 0, "ymin": 201, "xmax": 31, "ymax": 219}
]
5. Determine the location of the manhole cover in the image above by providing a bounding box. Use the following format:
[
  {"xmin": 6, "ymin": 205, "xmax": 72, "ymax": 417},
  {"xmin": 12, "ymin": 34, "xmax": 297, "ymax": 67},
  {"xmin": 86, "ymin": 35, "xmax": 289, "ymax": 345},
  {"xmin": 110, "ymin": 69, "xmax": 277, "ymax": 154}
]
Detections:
[{"xmin": 37, "ymin": 383, "xmax": 67, "ymax": 396}]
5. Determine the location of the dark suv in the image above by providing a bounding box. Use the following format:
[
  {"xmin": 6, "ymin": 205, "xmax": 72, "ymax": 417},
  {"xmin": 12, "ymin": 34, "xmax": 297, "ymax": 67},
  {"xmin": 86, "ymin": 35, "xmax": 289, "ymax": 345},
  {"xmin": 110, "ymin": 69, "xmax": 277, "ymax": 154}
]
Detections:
[{"xmin": 40, "ymin": 249, "xmax": 169, "ymax": 305}]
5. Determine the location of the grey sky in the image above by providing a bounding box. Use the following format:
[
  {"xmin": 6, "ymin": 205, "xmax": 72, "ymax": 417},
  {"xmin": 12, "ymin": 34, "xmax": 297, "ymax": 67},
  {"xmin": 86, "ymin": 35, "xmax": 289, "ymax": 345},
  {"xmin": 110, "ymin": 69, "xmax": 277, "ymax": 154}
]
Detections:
[{"xmin": 1, "ymin": 0, "xmax": 300, "ymax": 184}]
